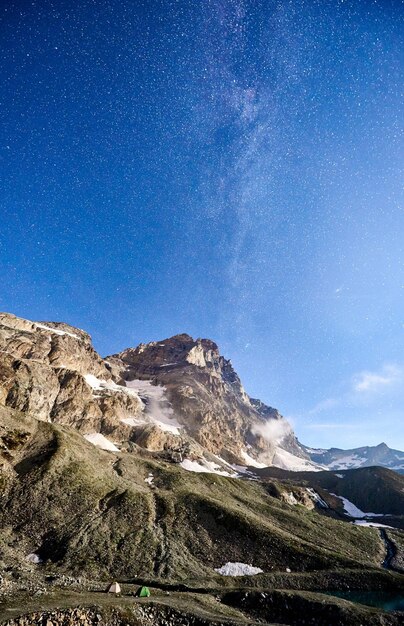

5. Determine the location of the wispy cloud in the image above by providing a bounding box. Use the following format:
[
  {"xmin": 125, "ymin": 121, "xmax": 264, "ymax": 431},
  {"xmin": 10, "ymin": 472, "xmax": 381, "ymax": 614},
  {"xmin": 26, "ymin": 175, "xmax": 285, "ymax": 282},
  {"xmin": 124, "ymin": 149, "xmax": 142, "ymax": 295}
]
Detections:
[
  {"xmin": 252, "ymin": 418, "xmax": 293, "ymax": 444},
  {"xmin": 352, "ymin": 364, "xmax": 402, "ymax": 393},
  {"xmin": 309, "ymin": 363, "xmax": 403, "ymax": 416}
]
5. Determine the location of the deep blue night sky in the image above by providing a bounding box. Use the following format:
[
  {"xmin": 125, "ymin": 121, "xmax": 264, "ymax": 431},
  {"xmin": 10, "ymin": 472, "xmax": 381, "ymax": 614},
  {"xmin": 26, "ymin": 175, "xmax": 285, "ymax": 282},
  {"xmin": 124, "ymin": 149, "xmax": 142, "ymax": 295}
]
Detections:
[{"xmin": 1, "ymin": 0, "xmax": 403, "ymax": 449}]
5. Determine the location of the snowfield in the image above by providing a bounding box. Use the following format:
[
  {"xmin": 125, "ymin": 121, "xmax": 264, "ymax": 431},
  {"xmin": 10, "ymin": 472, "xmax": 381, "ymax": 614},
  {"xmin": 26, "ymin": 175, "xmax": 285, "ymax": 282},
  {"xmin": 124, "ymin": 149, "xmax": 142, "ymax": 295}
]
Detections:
[
  {"xmin": 330, "ymin": 494, "xmax": 383, "ymax": 518},
  {"xmin": 84, "ymin": 433, "xmax": 120, "ymax": 452},
  {"xmin": 353, "ymin": 520, "xmax": 394, "ymax": 529},
  {"xmin": 180, "ymin": 458, "xmax": 235, "ymax": 477},
  {"xmin": 85, "ymin": 375, "xmax": 182, "ymax": 436},
  {"xmin": 121, "ymin": 414, "xmax": 180, "ymax": 435},
  {"xmin": 84, "ymin": 374, "xmax": 141, "ymax": 399},
  {"xmin": 241, "ymin": 450, "xmax": 267, "ymax": 469},
  {"xmin": 125, "ymin": 379, "xmax": 182, "ymax": 435},
  {"xmin": 215, "ymin": 562, "xmax": 264, "ymax": 576},
  {"xmin": 328, "ymin": 454, "xmax": 367, "ymax": 470},
  {"xmin": 272, "ymin": 447, "xmax": 324, "ymax": 472}
]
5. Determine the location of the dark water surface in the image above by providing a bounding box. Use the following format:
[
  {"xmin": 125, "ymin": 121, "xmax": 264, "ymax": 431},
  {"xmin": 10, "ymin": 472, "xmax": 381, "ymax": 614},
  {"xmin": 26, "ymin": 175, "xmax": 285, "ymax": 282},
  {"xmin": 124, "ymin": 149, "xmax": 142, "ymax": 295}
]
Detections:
[{"xmin": 325, "ymin": 590, "xmax": 404, "ymax": 612}]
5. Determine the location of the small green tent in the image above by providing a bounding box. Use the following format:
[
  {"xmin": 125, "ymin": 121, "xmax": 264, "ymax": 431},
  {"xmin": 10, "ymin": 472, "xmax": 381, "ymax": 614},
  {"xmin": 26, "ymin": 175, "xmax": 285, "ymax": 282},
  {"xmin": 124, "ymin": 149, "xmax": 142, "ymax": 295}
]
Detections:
[{"xmin": 136, "ymin": 585, "xmax": 151, "ymax": 597}]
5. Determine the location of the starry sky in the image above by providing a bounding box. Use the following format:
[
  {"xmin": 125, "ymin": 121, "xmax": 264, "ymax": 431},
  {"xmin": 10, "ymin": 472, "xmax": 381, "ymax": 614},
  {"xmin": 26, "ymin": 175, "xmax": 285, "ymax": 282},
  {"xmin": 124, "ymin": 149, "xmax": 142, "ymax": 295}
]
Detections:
[{"xmin": 1, "ymin": 0, "xmax": 403, "ymax": 450}]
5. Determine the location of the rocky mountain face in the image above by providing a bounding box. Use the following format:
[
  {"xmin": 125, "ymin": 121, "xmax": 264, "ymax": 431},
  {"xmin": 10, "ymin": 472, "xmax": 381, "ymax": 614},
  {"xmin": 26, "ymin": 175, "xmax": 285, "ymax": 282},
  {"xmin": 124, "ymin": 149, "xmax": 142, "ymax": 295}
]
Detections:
[
  {"xmin": 255, "ymin": 464, "xmax": 404, "ymax": 528},
  {"xmin": 0, "ymin": 313, "xmax": 314, "ymax": 470},
  {"xmin": 107, "ymin": 333, "xmax": 310, "ymax": 467},
  {"xmin": 304, "ymin": 442, "xmax": 404, "ymax": 473},
  {"xmin": 0, "ymin": 313, "xmax": 143, "ymax": 440}
]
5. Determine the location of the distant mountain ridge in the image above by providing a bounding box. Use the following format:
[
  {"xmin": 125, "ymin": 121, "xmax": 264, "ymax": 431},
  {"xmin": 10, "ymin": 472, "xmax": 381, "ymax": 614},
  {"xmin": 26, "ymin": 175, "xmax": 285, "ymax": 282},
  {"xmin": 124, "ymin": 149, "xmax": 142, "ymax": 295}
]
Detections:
[{"xmin": 304, "ymin": 442, "xmax": 404, "ymax": 474}]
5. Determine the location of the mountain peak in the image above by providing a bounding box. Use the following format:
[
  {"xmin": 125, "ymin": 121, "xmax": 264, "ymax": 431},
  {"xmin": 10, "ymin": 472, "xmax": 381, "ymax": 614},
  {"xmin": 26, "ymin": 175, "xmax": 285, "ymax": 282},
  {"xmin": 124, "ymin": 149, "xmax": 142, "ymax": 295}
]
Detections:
[
  {"xmin": 166, "ymin": 332, "xmax": 195, "ymax": 343},
  {"xmin": 111, "ymin": 333, "xmax": 221, "ymax": 374},
  {"xmin": 161, "ymin": 333, "xmax": 219, "ymax": 353}
]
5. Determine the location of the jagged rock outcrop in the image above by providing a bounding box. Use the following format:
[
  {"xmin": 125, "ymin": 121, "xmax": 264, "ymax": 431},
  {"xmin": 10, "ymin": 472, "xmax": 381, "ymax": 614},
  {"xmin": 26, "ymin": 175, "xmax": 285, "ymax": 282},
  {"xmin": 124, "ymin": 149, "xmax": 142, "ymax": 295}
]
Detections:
[
  {"xmin": 0, "ymin": 314, "xmax": 109, "ymax": 377},
  {"xmin": 0, "ymin": 313, "xmax": 143, "ymax": 440}
]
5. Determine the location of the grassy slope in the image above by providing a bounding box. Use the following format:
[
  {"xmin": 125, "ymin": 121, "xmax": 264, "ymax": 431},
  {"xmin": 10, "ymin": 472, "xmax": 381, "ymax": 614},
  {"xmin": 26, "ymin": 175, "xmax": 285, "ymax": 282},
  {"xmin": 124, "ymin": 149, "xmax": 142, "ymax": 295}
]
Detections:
[
  {"xmin": 1, "ymin": 407, "xmax": 404, "ymax": 625},
  {"xmin": 0, "ymin": 589, "xmax": 262, "ymax": 626},
  {"xmin": 0, "ymin": 407, "xmax": 389, "ymax": 585}
]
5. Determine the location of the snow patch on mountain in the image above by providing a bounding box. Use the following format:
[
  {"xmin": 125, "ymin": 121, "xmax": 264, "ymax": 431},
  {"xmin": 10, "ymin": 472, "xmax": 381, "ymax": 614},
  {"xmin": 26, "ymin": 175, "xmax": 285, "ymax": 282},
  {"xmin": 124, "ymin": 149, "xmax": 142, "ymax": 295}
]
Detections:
[
  {"xmin": 215, "ymin": 562, "xmax": 264, "ymax": 576},
  {"xmin": 328, "ymin": 455, "xmax": 367, "ymax": 470},
  {"xmin": 84, "ymin": 374, "xmax": 141, "ymax": 399},
  {"xmin": 180, "ymin": 458, "xmax": 235, "ymax": 477},
  {"xmin": 305, "ymin": 442, "xmax": 404, "ymax": 472},
  {"xmin": 125, "ymin": 379, "xmax": 181, "ymax": 434},
  {"xmin": 272, "ymin": 448, "xmax": 324, "ymax": 472},
  {"xmin": 241, "ymin": 450, "xmax": 267, "ymax": 469},
  {"xmin": 353, "ymin": 521, "xmax": 394, "ymax": 529},
  {"xmin": 84, "ymin": 433, "xmax": 120, "ymax": 452},
  {"xmin": 306, "ymin": 488, "xmax": 328, "ymax": 508},
  {"xmin": 306, "ymin": 447, "xmax": 327, "ymax": 455},
  {"xmin": 35, "ymin": 322, "xmax": 79, "ymax": 339},
  {"xmin": 121, "ymin": 415, "xmax": 180, "ymax": 435},
  {"xmin": 330, "ymin": 494, "xmax": 383, "ymax": 518}
]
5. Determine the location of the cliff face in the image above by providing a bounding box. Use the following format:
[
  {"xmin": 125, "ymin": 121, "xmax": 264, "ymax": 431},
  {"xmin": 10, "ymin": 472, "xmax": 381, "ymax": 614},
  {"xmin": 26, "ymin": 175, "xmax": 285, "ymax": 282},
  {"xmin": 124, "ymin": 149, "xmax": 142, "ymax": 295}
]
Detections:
[
  {"xmin": 108, "ymin": 333, "xmax": 306, "ymax": 466},
  {"xmin": 0, "ymin": 313, "xmax": 311, "ymax": 469},
  {"xmin": 0, "ymin": 313, "xmax": 143, "ymax": 438}
]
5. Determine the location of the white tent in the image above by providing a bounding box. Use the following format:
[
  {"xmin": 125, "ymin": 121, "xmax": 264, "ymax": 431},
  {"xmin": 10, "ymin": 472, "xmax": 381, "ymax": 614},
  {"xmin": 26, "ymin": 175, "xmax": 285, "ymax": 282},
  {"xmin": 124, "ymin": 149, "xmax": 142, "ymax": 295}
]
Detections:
[{"xmin": 107, "ymin": 581, "xmax": 121, "ymax": 594}]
